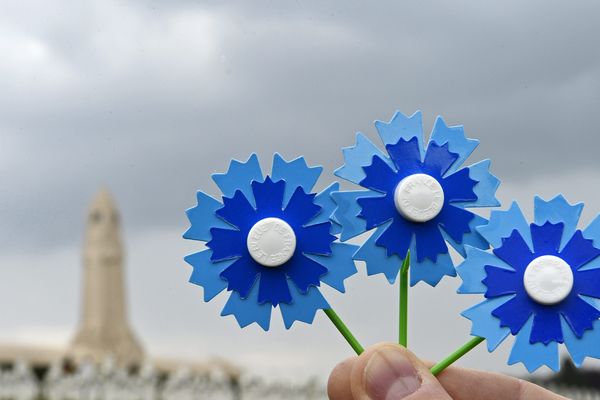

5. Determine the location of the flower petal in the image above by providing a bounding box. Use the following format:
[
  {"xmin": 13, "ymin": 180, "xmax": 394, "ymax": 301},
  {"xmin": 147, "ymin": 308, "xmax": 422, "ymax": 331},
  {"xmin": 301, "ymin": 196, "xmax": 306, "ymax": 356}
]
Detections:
[
  {"xmin": 354, "ymin": 222, "xmax": 404, "ymax": 283},
  {"xmin": 251, "ymin": 177, "xmax": 285, "ymax": 215},
  {"xmin": 409, "ymin": 241, "xmax": 456, "ymax": 287},
  {"xmin": 185, "ymin": 250, "xmax": 234, "ymax": 301},
  {"xmin": 359, "ymin": 154, "xmax": 399, "ymax": 194},
  {"xmin": 183, "ymin": 191, "xmax": 231, "ymax": 241},
  {"xmin": 296, "ymin": 222, "xmax": 335, "ymax": 255},
  {"xmin": 456, "ymin": 245, "xmax": 513, "ymax": 294},
  {"xmin": 376, "ymin": 217, "xmax": 414, "ymax": 259},
  {"xmin": 221, "ymin": 283, "xmax": 272, "ymax": 331},
  {"xmin": 492, "ymin": 229, "xmax": 535, "ymax": 272},
  {"xmin": 207, "ymin": 228, "xmax": 246, "ymax": 262},
  {"xmin": 483, "ymin": 266, "xmax": 519, "ymax": 298},
  {"xmin": 280, "ymin": 284, "xmax": 329, "ymax": 329},
  {"xmin": 310, "ymin": 182, "xmax": 341, "ymax": 231},
  {"xmin": 385, "ymin": 137, "xmax": 422, "ymax": 175},
  {"xmin": 560, "ymin": 230, "xmax": 600, "ymax": 270},
  {"xmin": 440, "ymin": 168, "xmax": 477, "ymax": 203},
  {"xmin": 437, "ymin": 204, "xmax": 476, "ymax": 244},
  {"xmin": 357, "ymin": 193, "xmax": 395, "ymax": 230},
  {"xmin": 375, "ymin": 110, "xmax": 425, "ymax": 159},
  {"xmin": 491, "ymin": 295, "xmax": 533, "ymax": 335},
  {"xmin": 562, "ymin": 317, "xmax": 600, "ymax": 367},
  {"xmin": 258, "ymin": 268, "xmax": 292, "ymax": 305},
  {"xmin": 507, "ymin": 316, "xmax": 559, "ymax": 372},
  {"xmin": 477, "ymin": 201, "xmax": 533, "ymax": 250},
  {"xmin": 285, "ymin": 254, "xmax": 328, "ymax": 293},
  {"xmin": 272, "ymin": 153, "xmax": 322, "ymax": 207},
  {"xmin": 212, "ymin": 154, "xmax": 263, "ymax": 207},
  {"xmin": 530, "ymin": 222, "xmax": 563, "ymax": 255},
  {"xmin": 220, "ymin": 257, "xmax": 260, "ymax": 298},
  {"xmin": 413, "ymin": 221, "xmax": 447, "ymax": 263},
  {"xmin": 215, "ymin": 190, "xmax": 257, "ymax": 232},
  {"xmin": 560, "ymin": 295, "xmax": 600, "ymax": 338},
  {"xmin": 574, "ymin": 268, "xmax": 600, "ymax": 298},
  {"xmin": 422, "ymin": 142, "xmax": 460, "ymax": 178},
  {"xmin": 534, "ymin": 195, "xmax": 583, "ymax": 251},
  {"xmin": 283, "ymin": 186, "xmax": 320, "ymax": 227},
  {"xmin": 442, "ymin": 214, "xmax": 489, "ymax": 258},
  {"xmin": 334, "ymin": 132, "xmax": 395, "ymax": 185},
  {"xmin": 428, "ymin": 116, "xmax": 479, "ymax": 174},
  {"xmin": 461, "ymin": 296, "xmax": 512, "ymax": 351},
  {"xmin": 530, "ymin": 308, "xmax": 563, "ymax": 344},
  {"xmin": 454, "ymin": 160, "xmax": 500, "ymax": 208},
  {"xmin": 307, "ymin": 243, "xmax": 359, "ymax": 293},
  {"xmin": 331, "ymin": 190, "xmax": 378, "ymax": 241}
]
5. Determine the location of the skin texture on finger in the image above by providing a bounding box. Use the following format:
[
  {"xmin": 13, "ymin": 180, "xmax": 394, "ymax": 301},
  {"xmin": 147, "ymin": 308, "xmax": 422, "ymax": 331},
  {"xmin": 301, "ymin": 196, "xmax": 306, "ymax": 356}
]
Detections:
[
  {"xmin": 350, "ymin": 343, "xmax": 452, "ymax": 399},
  {"xmin": 432, "ymin": 364, "xmax": 568, "ymax": 400},
  {"xmin": 328, "ymin": 357, "xmax": 356, "ymax": 400}
]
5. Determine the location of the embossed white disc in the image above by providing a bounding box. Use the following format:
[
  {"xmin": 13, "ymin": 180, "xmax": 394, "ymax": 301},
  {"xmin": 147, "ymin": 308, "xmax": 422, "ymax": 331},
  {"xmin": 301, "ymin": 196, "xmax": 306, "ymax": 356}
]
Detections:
[
  {"xmin": 394, "ymin": 173, "xmax": 445, "ymax": 223},
  {"xmin": 247, "ymin": 217, "xmax": 296, "ymax": 267},
  {"xmin": 523, "ymin": 255, "xmax": 573, "ymax": 305}
]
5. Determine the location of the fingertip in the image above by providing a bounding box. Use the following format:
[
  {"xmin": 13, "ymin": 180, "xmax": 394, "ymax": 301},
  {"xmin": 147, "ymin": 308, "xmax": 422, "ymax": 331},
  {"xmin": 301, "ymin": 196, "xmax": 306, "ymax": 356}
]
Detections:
[{"xmin": 328, "ymin": 356, "xmax": 356, "ymax": 400}]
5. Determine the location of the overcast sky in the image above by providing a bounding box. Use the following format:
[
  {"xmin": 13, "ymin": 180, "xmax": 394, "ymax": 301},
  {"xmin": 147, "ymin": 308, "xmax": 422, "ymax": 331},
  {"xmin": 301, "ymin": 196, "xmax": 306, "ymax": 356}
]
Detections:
[{"xmin": 1, "ymin": 0, "xmax": 600, "ymax": 384}]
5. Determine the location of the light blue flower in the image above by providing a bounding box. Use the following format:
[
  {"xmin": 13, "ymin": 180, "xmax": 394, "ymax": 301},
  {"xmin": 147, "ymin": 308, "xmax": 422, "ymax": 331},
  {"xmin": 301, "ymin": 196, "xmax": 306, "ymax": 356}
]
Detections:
[
  {"xmin": 333, "ymin": 110, "xmax": 500, "ymax": 286},
  {"xmin": 183, "ymin": 154, "xmax": 358, "ymax": 330},
  {"xmin": 457, "ymin": 195, "xmax": 600, "ymax": 372}
]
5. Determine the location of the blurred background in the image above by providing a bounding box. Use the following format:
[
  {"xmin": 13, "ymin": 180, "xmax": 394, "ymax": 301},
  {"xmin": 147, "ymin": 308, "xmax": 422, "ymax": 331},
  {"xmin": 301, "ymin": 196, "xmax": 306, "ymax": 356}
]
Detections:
[{"xmin": 1, "ymin": 0, "xmax": 600, "ymax": 398}]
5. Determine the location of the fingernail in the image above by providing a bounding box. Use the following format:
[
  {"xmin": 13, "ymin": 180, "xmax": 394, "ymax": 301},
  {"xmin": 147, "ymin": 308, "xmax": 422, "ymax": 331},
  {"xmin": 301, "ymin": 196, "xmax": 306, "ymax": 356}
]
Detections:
[{"xmin": 363, "ymin": 347, "xmax": 421, "ymax": 400}]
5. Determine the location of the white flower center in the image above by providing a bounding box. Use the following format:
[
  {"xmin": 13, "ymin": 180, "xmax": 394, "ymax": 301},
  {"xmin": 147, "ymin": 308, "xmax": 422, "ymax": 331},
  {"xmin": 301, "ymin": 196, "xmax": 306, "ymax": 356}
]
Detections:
[
  {"xmin": 247, "ymin": 217, "xmax": 296, "ymax": 267},
  {"xmin": 523, "ymin": 255, "xmax": 573, "ymax": 305},
  {"xmin": 394, "ymin": 173, "xmax": 445, "ymax": 223}
]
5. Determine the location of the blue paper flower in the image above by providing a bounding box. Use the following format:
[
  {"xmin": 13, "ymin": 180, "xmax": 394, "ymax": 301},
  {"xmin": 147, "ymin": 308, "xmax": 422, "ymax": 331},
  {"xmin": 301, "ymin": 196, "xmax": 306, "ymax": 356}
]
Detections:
[
  {"xmin": 333, "ymin": 111, "xmax": 500, "ymax": 286},
  {"xmin": 457, "ymin": 195, "xmax": 600, "ymax": 372},
  {"xmin": 183, "ymin": 154, "xmax": 358, "ymax": 330}
]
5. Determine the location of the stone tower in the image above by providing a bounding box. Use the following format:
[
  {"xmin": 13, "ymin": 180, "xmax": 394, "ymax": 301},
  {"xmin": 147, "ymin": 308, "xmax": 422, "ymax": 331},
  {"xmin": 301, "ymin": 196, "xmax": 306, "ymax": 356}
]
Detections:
[{"xmin": 68, "ymin": 189, "xmax": 144, "ymax": 366}]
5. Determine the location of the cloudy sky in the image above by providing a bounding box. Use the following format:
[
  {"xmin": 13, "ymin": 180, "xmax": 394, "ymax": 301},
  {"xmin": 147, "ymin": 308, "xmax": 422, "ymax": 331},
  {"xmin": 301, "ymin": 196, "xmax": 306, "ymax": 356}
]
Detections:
[{"xmin": 1, "ymin": 0, "xmax": 600, "ymax": 384}]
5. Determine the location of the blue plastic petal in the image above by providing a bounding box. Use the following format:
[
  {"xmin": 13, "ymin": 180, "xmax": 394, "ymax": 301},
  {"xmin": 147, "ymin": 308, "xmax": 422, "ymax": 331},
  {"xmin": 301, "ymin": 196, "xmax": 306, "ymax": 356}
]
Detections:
[
  {"xmin": 354, "ymin": 222, "xmax": 404, "ymax": 283},
  {"xmin": 375, "ymin": 110, "xmax": 425, "ymax": 159},
  {"xmin": 272, "ymin": 153, "xmax": 322, "ymax": 207},
  {"xmin": 461, "ymin": 296, "xmax": 512, "ymax": 351},
  {"xmin": 507, "ymin": 316, "xmax": 559, "ymax": 372},
  {"xmin": 442, "ymin": 214, "xmax": 489, "ymax": 258},
  {"xmin": 584, "ymin": 214, "xmax": 600, "ymax": 250},
  {"xmin": 562, "ymin": 317, "xmax": 600, "ymax": 366},
  {"xmin": 334, "ymin": 132, "xmax": 394, "ymax": 185},
  {"xmin": 456, "ymin": 160, "xmax": 501, "ymax": 208},
  {"xmin": 307, "ymin": 243, "xmax": 359, "ymax": 293},
  {"xmin": 280, "ymin": 284, "xmax": 330, "ymax": 329},
  {"xmin": 310, "ymin": 183, "xmax": 342, "ymax": 235},
  {"xmin": 221, "ymin": 282, "xmax": 272, "ymax": 331},
  {"xmin": 331, "ymin": 190, "xmax": 379, "ymax": 241},
  {"xmin": 185, "ymin": 250, "xmax": 234, "ymax": 301},
  {"xmin": 183, "ymin": 192, "xmax": 231, "ymax": 241},
  {"xmin": 456, "ymin": 246, "xmax": 513, "ymax": 294},
  {"xmin": 477, "ymin": 201, "xmax": 533, "ymax": 250},
  {"xmin": 428, "ymin": 116, "xmax": 479, "ymax": 174},
  {"xmin": 534, "ymin": 195, "xmax": 583, "ymax": 251},
  {"xmin": 212, "ymin": 154, "xmax": 263, "ymax": 207},
  {"xmin": 409, "ymin": 240, "xmax": 455, "ymax": 287}
]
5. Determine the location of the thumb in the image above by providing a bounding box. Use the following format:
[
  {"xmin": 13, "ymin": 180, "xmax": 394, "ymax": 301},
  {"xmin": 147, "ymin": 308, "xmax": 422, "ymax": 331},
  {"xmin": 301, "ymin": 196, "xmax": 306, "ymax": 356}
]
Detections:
[{"xmin": 351, "ymin": 343, "xmax": 451, "ymax": 400}]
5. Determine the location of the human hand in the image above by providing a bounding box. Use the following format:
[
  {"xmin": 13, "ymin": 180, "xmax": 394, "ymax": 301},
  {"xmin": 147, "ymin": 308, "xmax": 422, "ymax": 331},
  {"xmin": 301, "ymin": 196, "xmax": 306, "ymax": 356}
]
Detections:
[{"xmin": 327, "ymin": 343, "xmax": 567, "ymax": 399}]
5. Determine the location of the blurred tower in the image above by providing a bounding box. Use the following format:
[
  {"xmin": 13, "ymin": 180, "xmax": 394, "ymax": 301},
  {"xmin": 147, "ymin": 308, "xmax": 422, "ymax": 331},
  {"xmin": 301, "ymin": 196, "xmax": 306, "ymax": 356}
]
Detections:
[{"xmin": 68, "ymin": 189, "xmax": 144, "ymax": 366}]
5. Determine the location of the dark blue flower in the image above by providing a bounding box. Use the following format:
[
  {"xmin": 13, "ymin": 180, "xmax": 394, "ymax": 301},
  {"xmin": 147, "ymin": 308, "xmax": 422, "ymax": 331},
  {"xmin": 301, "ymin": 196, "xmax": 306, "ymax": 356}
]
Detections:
[
  {"xmin": 458, "ymin": 195, "xmax": 600, "ymax": 372},
  {"xmin": 183, "ymin": 154, "xmax": 358, "ymax": 330}
]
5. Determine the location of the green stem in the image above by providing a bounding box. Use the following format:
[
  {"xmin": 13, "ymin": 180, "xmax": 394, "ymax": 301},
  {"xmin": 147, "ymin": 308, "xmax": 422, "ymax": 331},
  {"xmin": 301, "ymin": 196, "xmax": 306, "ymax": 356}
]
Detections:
[
  {"xmin": 323, "ymin": 308, "xmax": 365, "ymax": 355},
  {"xmin": 430, "ymin": 336, "xmax": 485, "ymax": 376},
  {"xmin": 399, "ymin": 252, "xmax": 410, "ymax": 347}
]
